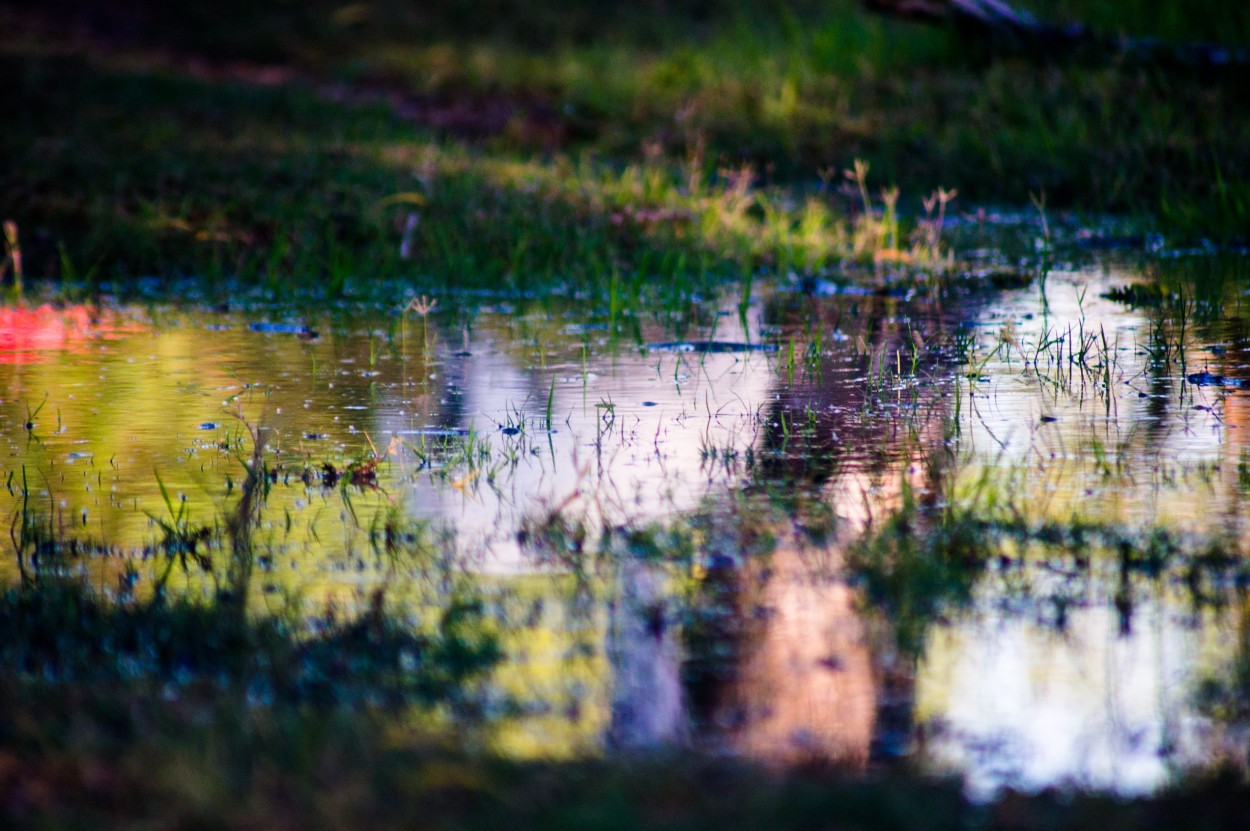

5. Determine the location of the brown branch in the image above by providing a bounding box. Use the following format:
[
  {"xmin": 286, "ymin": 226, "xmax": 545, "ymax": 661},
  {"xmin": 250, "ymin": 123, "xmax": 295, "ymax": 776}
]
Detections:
[{"xmin": 861, "ymin": 0, "xmax": 1250, "ymax": 69}]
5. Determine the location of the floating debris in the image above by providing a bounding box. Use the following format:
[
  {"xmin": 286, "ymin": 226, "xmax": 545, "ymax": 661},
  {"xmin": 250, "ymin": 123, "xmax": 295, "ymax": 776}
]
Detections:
[
  {"xmin": 250, "ymin": 322, "xmax": 318, "ymax": 339},
  {"xmin": 960, "ymin": 268, "xmax": 1034, "ymax": 290},
  {"xmin": 345, "ymin": 458, "xmax": 378, "ymax": 488},
  {"xmin": 793, "ymin": 277, "xmax": 874, "ymax": 297},
  {"xmin": 393, "ymin": 428, "xmax": 471, "ymax": 437},
  {"xmin": 320, "ymin": 462, "xmax": 339, "ymax": 488},
  {"xmin": 1075, "ymin": 232, "xmax": 1163, "ymax": 251},
  {"xmin": 1187, "ymin": 371, "xmax": 1245, "ymax": 388},
  {"xmin": 646, "ymin": 341, "xmax": 778, "ymax": 354},
  {"xmin": 1103, "ymin": 283, "xmax": 1174, "ymax": 307}
]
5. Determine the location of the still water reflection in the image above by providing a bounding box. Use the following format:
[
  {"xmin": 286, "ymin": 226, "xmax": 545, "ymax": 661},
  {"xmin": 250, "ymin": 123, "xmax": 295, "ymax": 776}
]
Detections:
[{"xmin": 2, "ymin": 256, "xmax": 1249, "ymax": 793}]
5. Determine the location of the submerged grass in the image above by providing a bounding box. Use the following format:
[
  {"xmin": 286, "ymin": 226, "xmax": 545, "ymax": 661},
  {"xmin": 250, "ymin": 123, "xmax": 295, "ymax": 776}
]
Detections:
[
  {"xmin": 0, "ymin": 577, "xmax": 497, "ymax": 709},
  {"xmin": 848, "ymin": 455, "xmax": 1250, "ymax": 656}
]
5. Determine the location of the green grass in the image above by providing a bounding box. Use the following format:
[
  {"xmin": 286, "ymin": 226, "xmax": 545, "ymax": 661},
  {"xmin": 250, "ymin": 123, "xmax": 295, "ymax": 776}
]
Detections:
[
  {"xmin": 1021, "ymin": 0, "xmax": 1250, "ymax": 44},
  {"xmin": 0, "ymin": 46, "xmax": 869, "ymax": 297},
  {"xmin": 2, "ymin": 0, "xmax": 1249, "ymax": 296}
]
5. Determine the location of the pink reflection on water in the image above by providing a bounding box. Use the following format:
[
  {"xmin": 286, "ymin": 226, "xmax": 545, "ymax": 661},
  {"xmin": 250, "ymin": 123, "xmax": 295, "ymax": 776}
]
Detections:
[{"xmin": 0, "ymin": 304, "xmax": 144, "ymax": 364}]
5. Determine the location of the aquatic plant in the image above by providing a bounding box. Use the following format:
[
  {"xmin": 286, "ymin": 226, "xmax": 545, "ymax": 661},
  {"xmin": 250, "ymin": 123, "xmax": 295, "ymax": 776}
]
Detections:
[
  {"xmin": 9, "ymin": 466, "xmax": 54, "ymax": 585},
  {"xmin": 841, "ymin": 159, "xmax": 957, "ymax": 269},
  {"xmin": 145, "ymin": 469, "xmax": 216, "ymax": 588}
]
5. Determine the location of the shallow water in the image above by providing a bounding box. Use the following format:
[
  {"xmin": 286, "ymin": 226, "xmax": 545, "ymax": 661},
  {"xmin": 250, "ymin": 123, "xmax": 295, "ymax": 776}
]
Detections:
[{"xmin": 3, "ymin": 252, "xmax": 1250, "ymax": 793}]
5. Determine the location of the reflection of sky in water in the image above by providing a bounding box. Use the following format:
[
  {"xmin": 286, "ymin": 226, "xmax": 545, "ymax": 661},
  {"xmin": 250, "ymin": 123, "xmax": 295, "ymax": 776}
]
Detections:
[
  {"xmin": 0, "ymin": 265, "xmax": 1247, "ymax": 794},
  {"xmin": 958, "ymin": 268, "xmax": 1246, "ymax": 531},
  {"xmin": 376, "ymin": 310, "xmax": 775, "ymax": 571},
  {"xmin": 919, "ymin": 597, "xmax": 1206, "ymax": 796}
]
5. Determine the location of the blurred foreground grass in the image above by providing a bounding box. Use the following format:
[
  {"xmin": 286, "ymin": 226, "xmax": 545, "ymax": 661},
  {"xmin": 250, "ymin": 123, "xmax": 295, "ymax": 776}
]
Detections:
[
  {"xmin": 6, "ymin": 710, "xmax": 1247, "ymax": 830},
  {"xmin": 3, "ymin": 457, "xmax": 1250, "ymax": 825},
  {"xmin": 1, "ymin": 582, "xmax": 1247, "ymax": 829},
  {"xmin": 0, "ymin": 577, "xmax": 1246, "ymax": 830}
]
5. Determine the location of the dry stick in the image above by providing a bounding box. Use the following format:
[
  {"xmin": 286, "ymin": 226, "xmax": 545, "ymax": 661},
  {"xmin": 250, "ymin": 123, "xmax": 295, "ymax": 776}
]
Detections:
[
  {"xmin": 861, "ymin": 0, "xmax": 1250, "ymax": 69},
  {"xmin": 1, "ymin": 221, "xmax": 21, "ymax": 292},
  {"xmin": 225, "ymin": 412, "xmax": 268, "ymax": 610}
]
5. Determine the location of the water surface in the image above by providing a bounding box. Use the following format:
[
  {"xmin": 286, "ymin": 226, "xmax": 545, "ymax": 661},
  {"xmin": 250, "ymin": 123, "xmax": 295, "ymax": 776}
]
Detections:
[{"xmin": 3, "ymin": 252, "xmax": 1249, "ymax": 793}]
